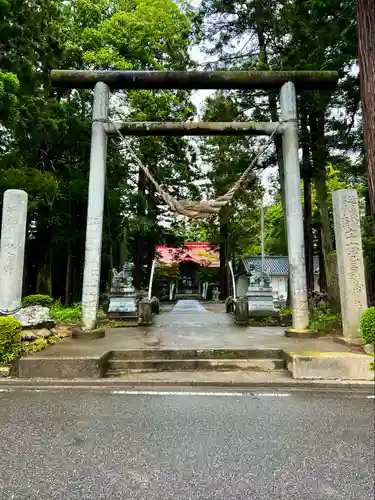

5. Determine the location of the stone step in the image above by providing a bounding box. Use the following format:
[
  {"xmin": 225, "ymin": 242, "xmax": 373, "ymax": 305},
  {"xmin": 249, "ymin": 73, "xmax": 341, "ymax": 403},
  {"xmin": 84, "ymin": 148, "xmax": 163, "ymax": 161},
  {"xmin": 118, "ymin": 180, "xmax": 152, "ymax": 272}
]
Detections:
[
  {"xmin": 175, "ymin": 294, "xmax": 201, "ymax": 297},
  {"xmin": 107, "ymin": 358, "xmax": 286, "ymax": 373},
  {"xmin": 106, "ymin": 370, "xmax": 294, "ymax": 384},
  {"xmin": 110, "ymin": 348, "xmax": 283, "ymax": 361}
]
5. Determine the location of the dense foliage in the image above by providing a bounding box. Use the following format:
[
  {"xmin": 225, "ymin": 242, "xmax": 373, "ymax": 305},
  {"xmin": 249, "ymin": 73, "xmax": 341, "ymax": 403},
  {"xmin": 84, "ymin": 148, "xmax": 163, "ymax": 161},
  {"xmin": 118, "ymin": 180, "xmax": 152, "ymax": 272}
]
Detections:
[
  {"xmin": 0, "ymin": 0, "xmax": 374, "ymax": 306},
  {"xmin": 360, "ymin": 307, "xmax": 375, "ymax": 345}
]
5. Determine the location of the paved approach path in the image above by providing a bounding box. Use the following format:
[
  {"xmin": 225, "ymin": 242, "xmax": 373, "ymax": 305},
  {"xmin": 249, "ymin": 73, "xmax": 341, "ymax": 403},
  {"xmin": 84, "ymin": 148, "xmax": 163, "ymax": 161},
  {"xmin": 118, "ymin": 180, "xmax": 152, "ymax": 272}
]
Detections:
[
  {"xmin": 30, "ymin": 300, "xmax": 356, "ymax": 360},
  {"xmin": 0, "ymin": 388, "xmax": 373, "ymax": 499},
  {"xmin": 151, "ymin": 300, "xmax": 339, "ymax": 350}
]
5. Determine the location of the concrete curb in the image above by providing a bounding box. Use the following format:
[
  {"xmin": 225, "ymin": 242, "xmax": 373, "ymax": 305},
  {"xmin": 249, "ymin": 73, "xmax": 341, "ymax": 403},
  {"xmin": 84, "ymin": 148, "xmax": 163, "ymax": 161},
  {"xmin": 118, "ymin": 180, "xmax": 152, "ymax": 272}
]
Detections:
[{"xmin": 0, "ymin": 378, "xmax": 373, "ymax": 390}]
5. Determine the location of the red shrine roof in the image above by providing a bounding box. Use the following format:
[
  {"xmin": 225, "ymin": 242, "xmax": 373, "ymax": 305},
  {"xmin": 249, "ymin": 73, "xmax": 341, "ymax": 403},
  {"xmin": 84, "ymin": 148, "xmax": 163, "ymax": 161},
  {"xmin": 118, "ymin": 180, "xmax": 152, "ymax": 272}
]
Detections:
[{"xmin": 155, "ymin": 242, "xmax": 220, "ymax": 268}]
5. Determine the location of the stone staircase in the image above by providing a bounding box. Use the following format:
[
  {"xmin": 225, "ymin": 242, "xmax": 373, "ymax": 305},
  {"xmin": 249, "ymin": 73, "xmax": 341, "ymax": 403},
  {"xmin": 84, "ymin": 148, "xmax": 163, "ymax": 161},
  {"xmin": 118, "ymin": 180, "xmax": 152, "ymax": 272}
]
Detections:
[
  {"xmin": 105, "ymin": 348, "xmax": 287, "ymax": 377},
  {"xmin": 175, "ymin": 293, "xmax": 201, "ymax": 300}
]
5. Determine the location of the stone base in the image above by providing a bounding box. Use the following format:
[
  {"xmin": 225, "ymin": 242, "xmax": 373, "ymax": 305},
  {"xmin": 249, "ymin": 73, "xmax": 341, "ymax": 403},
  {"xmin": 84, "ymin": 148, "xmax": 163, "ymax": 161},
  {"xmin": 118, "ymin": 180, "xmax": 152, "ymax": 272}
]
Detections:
[
  {"xmin": 246, "ymin": 290, "xmax": 278, "ymax": 318},
  {"xmin": 284, "ymin": 351, "xmax": 375, "ymax": 381},
  {"xmin": 333, "ymin": 336, "xmax": 363, "ymax": 348},
  {"xmin": 106, "ymin": 312, "xmax": 138, "ymax": 321},
  {"xmin": 72, "ymin": 328, "xmax": 105, "ymax": 340},
  {"xmin": 107, "ymin": 294, "xmax": 138, "ymax": 316},
  {"xmin": 249, "ymin": 310, "xmax": 279, "ymax": 318},
  {"xmin": 285, "ymin": 329, "xmax": 319, "ymax": 339}
]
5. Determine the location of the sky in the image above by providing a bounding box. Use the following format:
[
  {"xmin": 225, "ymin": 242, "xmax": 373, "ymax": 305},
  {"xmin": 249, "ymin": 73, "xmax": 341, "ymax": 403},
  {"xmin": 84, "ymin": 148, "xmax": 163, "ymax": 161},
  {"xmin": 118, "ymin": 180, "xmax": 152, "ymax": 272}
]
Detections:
[{"xmin": 187, "ymin": 0, "xmax": 215, "ymax": 115}]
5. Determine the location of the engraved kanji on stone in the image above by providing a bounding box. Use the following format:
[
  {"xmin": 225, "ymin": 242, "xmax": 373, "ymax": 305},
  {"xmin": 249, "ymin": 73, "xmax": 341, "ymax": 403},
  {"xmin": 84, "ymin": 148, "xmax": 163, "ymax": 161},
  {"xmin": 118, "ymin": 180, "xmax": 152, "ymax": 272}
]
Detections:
[{"xmin": 332, "ymin": 189, "xmax": 367, "ymax": 339}]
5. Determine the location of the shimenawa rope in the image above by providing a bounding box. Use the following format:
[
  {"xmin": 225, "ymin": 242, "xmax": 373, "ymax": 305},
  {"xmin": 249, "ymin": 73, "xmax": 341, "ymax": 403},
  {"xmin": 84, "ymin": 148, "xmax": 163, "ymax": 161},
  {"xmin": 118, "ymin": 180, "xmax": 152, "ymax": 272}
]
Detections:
[{"xmin": 104, "ymin": 117, "xmax": 282, "ymax": 219}]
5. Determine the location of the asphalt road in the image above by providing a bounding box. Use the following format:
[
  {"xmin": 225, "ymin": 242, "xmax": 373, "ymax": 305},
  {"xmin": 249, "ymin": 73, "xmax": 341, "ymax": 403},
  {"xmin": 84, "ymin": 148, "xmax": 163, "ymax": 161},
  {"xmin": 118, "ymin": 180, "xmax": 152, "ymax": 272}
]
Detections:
[{"xmin": 0, "ymin": 388, "xmax": 373, "ymax": 500}]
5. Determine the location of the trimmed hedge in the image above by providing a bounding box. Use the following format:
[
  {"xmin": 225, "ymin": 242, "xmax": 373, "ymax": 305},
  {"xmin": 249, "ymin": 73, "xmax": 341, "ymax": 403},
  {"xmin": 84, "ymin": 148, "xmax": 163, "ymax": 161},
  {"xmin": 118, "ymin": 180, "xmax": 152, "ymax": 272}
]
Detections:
[
  {"xmin": 0, "ymin": 316, "xmax": 22, "ymax": 362},
  {"xmin": 360, "ymin": 307, "xmax": 375, "ymax": 346},
  {"xmin": 22, "ymin": 294, "xmax": 53, "ymax": 308}
]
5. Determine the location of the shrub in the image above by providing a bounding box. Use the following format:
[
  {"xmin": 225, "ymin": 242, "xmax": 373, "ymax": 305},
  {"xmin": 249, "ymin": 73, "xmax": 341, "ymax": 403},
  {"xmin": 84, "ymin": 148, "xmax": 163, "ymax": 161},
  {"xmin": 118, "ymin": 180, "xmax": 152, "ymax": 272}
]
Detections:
[
  {"xmin": 0, "ymin": 316, "xmax": 22, "ymax": 362},
  {"xmin": 309, "ymin": 308, "xmax": 341, "ymax": 333},
  {"xmin": 50, "ymin": 301, "xmax": 82, "ymax": 324},
  {"xmin": 22, "ymin": 294, "xmax": 53, "ymax": 308},
  {"xmin": 360, "ymin": 307, "xmax": 375, "ymax": 346}
]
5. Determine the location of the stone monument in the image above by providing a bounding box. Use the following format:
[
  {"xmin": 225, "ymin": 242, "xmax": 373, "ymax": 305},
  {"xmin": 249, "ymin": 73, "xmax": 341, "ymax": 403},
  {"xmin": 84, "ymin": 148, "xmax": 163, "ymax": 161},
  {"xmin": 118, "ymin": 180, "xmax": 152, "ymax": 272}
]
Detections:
[
  {"xmin": 246, "ymin": 265, "xmax": 278, "ymax": 317},
  {"xmin": 107, "ymin": 262, "xmax": 138, "ymax": 320},
  {"xmin": 0, "ymin": 189, "xmax": 28, "ymax": 315},
  {"xmin": 332, "ymin": 189, "xmax": 367, "ymax": 340}
]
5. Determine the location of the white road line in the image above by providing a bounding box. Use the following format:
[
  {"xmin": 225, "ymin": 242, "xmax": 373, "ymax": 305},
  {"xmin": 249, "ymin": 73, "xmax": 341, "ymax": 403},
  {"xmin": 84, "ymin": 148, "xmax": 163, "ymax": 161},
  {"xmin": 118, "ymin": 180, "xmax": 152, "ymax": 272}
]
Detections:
[{"xmin": 110, "ymin": 390, "xmax": 292, "ymax": 397}]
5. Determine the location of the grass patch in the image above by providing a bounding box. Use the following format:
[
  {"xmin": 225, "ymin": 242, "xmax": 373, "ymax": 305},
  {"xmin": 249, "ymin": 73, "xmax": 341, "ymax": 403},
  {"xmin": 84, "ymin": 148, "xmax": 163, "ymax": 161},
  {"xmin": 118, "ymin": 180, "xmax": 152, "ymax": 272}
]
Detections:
[
  {"xmin": 50, "ymin": 301, "xmax": 82, "ymax": 324},
  {"xmin": 50, "ymin": 301, "xmax": 106, "ymax": 325}
]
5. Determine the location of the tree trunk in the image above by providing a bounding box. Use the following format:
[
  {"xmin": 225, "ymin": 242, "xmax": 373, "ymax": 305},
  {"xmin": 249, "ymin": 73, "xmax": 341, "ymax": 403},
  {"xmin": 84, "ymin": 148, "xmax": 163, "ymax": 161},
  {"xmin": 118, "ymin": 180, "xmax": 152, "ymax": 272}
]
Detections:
[
  {"xmin": 301, "ymin": 109, "xmax": 314, "ymax": 292},
  {"xmin": 309, "ymin": 109, "xmax": 340, "ymax": 308},
  {"xmin": 357, "ymin": 0, "xmax": 375, "ymax": 235},
  {"xmin": 314, "ymin": 171, "xmax": 340, "ymax": 307},
  {"xmin": 219, "ymin": 209, "xmax": 230, "ymax": 299},
  {"xmin": 36, "ymin": 246, "xmax": 53, "ymax": 296},
  {"xmin": 133, "ymin": 168, "xmax": 147, "ymax": 290},
  {"xmin": 364, "ymin": 189, "xmax": 375, "ymax": 305},
  {"xmin": 303, "ymin": 179, "xmax": 314, "ymax": 292},
  {"xmin": 316, "ymin": 224, "xmax": 328, "ymax": 292},
  {"xmin": 255, "ymin": 17, "xmax": 290, "ymax": 304},
  {"xmin": 65, "ymin": 249, "xmax": 73, "ymax": 306},
  {"xmin": 145, "ymin": 166, "xmax": 158, "ymax": 287},
  {"xmin": 22, "ymin": 243, "xmax": 29, "ymax": 298},
  {"xmin": 120, "ymin": 226, "xmax": 128, "ymax": 266},
  {"xmin": 72, "ymin": 240, "xmax": 84, "ymax": 303}
]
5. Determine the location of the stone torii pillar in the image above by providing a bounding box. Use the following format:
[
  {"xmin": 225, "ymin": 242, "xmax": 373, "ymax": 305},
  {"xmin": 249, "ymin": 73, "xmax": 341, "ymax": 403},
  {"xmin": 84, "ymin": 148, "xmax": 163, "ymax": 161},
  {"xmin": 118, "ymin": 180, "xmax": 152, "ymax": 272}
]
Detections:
[
  {"xmin": 81, "ymin": 82, "xmax": 109, "ymax": 330},
  {"xmin": 280, "ymin": 81, "xmax": 309, "ymax": 331}
]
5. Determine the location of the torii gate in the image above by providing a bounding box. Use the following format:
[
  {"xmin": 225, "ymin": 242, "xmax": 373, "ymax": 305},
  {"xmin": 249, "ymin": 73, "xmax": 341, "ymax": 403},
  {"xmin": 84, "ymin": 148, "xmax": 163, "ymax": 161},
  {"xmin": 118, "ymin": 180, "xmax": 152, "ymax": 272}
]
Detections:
[{"xmin": 50, "ymin": 69, "xmax": 338, "ymax": 331}]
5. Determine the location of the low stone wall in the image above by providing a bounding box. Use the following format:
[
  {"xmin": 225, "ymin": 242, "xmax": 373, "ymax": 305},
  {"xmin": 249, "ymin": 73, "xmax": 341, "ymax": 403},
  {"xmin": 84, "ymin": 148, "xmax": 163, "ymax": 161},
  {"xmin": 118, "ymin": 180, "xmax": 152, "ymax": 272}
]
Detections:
[
  {"xmin": 284, "ymin": 351, "xmax": 374, "ymax": 381},
  {"xmin": 19, "ymin": 352, "xmax": 110, "ymax": 379}
]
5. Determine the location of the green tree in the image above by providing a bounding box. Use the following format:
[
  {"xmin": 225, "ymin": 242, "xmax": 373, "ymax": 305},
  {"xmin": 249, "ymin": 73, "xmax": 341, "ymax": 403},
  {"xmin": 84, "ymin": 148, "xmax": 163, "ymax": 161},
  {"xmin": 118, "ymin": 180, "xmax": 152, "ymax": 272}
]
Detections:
[
  {"xmin": 0, "ymin": 0, "xmax": 200, "ymax": 303},
  {"xmin": 194, "ymin": 0, "xmax": 371, "ymax": 306}
]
